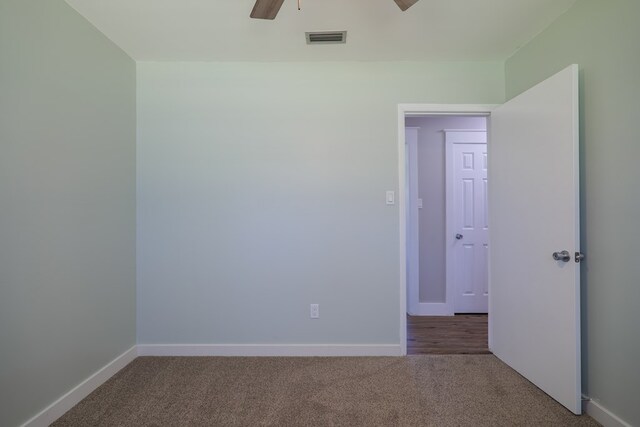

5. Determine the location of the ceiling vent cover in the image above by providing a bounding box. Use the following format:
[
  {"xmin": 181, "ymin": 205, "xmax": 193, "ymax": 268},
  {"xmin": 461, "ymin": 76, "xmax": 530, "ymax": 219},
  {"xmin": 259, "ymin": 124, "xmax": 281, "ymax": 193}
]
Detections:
[{"xmin": 306, "ymin": 31, "xmax": 347, "ymax": 45}]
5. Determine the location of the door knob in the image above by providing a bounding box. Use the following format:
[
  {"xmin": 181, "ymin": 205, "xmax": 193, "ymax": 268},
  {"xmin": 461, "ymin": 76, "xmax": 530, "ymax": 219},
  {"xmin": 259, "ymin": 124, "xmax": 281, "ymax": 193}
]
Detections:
[
  {"xmin": 455, "ymin": 234, "xmax": 464, "ymax": 240},
  {"xmin": 552, "ymin": 250, "xmax": 571, "ymax": 262}
]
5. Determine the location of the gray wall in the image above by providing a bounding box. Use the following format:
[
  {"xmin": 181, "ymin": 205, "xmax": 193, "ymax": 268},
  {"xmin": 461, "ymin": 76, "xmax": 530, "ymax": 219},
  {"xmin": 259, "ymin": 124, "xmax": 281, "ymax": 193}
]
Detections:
[
  {"xmin": 0, "ymin": 1, "xmax": 136, "ymax": 426},
  {"xmin": 405, "ymin": 116, "xmax": 486, "ymax": 303},
  {"xmin": 136, "ymin": 61, "xmax": 504, "ymax": 345},
  {"xmin": 505, "ymin": 1, "xmax": 640, "ymax": 424}
]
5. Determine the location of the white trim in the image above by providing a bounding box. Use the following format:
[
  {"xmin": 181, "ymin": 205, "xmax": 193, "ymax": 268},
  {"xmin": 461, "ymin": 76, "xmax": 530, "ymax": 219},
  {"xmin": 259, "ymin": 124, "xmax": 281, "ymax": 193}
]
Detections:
[
  {"xmin": 401, "ymin": 104, "xmax": 498, "ymax": 117},
  {"xmin": 583, "ymin": 398, "xmax": 632, "ymax": 427},
  {"xmin": 410, "ymin": 302, "xmax": 453, "ymax": 316},
  {"xmin": 137, "ymin": 344, "xmax": 402, "ymax": 357},
  {"xmin": 21, "ymin": 346, "xmax": 137, "ymax": 427},
  {"xmin": 398, "ymin": 109, "xmax": 408, "ymax": 356},
  {"xmin": 405, "ymin": 127, "xmax": 420, "ymax": 315},
  {"xmin": 444, "ymin": 130, "xmax": 487, "ymax": 144},
  {"xmin": 398, "ymin": 104, "xmax": 498, "ymax": 356},
  {"xmin": 442, "ymin": 129, "xmax": 487, "ymax": 133}
]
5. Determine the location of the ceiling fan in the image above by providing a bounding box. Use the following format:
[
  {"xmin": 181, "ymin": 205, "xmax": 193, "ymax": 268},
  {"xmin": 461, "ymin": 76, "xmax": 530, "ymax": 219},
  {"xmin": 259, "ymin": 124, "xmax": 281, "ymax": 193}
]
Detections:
[{"xmin": 250, "ymin": 0, "xmax": 420, "ymax": 20}]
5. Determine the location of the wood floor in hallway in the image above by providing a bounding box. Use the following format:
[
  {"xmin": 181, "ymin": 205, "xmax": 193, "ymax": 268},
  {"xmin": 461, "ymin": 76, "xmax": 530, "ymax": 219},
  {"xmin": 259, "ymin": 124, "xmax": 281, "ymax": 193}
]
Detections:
[{"xmin": 407, "ymin": 314, "xmax": 490, "ymax": 355}]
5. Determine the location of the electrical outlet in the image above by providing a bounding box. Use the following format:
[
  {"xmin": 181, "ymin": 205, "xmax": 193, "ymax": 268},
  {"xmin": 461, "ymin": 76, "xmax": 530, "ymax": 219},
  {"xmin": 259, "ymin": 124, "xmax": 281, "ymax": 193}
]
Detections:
[{"xmin": 310, "ymin": 304, "xmax": 320, "ymax": 319}]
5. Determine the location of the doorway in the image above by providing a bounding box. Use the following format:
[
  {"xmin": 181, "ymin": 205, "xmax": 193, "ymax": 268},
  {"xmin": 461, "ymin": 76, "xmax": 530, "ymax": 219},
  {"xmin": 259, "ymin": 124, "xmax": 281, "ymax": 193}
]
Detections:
[
  {"xmin": 403, "ymin": 113, "xmax": 490, "ymax": 354},
  {"xmin": 397, "ymin": 104, "xmax": 497, "ymax": 356}
]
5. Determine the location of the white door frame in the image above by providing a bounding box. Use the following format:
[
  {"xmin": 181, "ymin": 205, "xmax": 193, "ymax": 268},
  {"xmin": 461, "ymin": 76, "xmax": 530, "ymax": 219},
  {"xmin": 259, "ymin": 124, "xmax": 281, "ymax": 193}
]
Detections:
[
  {"xmin": 405, "ymin": 127, "xmax": 421, "ymax": 316},
  {"xmin": 397, "ymin": 104, "xmax": 498, "ymax": 356}
]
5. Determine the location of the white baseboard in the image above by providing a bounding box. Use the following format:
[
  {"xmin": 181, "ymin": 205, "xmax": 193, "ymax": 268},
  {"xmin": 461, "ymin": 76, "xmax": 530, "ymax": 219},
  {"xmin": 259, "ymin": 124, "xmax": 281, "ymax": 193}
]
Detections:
[
  {"xmin": 408, "ymin": 302, "xmax": 453, "ymax": 316},
  {"xmin": 583, "ymin": 397, "xmax": 632, "ymax": 427},
  {"xmin": 21, "ymin": 345, "xmax": 137, "ymax": 427},
  {"xmin": 137, "ymin": 344, "xmax": 402, "ymax": 357}
]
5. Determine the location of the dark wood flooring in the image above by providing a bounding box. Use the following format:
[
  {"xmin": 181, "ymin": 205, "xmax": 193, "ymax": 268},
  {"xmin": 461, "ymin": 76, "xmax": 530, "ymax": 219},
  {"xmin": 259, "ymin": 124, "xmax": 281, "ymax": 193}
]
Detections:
[{"xmin": 407, "ymin": 314, "xmax": 490, "ymax": 355}]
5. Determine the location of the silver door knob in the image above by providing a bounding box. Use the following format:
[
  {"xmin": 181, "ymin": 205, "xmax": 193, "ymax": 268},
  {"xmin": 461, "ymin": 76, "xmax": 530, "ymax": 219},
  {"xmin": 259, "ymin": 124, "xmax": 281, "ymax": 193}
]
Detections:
[
  {"xmin": 455, "ymin": 234, "xmax": 464, "ymax": 240},
  {"xmin": 552, "ymin": 250, "xmax": 571, "ymax": 262}
]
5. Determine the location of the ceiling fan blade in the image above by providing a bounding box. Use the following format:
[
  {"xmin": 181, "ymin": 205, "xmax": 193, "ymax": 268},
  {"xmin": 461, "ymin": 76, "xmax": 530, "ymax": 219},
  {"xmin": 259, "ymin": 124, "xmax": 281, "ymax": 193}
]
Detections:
[
  {"xmin": 393, "ymin": 0, "xmax": 420, "ymax": 11},
  {"xmin": 250, "ymin": 0, "xmax": 286, "ymax": 20}
]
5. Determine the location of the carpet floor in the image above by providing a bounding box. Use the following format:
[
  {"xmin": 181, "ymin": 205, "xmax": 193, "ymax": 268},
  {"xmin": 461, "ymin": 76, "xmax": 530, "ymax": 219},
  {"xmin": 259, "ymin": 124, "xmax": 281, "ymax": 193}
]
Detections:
[{"xmin": 53, "ymin": 355, "xmax": 599, "ymax": 426}]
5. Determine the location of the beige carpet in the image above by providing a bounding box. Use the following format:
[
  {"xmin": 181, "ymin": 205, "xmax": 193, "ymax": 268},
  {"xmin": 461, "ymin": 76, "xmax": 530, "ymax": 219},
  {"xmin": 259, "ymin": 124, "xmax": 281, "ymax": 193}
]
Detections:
[{"xmin": 53, "ymin": 355, "xmax": 599, "ymax": 426}]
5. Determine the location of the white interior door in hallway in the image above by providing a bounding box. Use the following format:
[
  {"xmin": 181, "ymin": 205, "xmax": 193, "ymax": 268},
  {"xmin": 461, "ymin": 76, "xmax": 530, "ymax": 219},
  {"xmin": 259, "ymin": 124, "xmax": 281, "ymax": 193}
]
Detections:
[{"xmin": 446, "ymin": 130, "xmax": 488, "ymax": 314}]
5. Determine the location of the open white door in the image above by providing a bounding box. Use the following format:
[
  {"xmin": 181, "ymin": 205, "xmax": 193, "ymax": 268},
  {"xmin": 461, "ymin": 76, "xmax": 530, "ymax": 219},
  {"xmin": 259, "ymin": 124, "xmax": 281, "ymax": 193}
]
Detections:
[{"xmin": 489, "ymin": 65, "xmax": 581, "ymax": 414}]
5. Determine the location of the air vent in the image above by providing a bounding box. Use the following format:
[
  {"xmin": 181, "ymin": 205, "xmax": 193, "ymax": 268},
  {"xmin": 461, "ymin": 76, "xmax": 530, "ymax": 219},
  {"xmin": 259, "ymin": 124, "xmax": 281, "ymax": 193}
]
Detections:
[{"xmin": 306, "ymin": 31, "xmax": 347, "ymax": 45}]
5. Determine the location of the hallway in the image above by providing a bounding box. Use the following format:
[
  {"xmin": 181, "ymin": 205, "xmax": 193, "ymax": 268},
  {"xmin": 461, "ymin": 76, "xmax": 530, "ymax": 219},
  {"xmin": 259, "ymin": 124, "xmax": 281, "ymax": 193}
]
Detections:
[{"xmin": 407, "ymin": 314, "xmax": 490, "ymax": 355}]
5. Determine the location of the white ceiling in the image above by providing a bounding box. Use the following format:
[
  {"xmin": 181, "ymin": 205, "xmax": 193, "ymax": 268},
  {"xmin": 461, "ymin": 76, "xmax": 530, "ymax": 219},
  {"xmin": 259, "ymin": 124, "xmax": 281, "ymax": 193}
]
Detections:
[{"xmin": 64, "ymin": 0, "xmax": 576, "ymax": 62}]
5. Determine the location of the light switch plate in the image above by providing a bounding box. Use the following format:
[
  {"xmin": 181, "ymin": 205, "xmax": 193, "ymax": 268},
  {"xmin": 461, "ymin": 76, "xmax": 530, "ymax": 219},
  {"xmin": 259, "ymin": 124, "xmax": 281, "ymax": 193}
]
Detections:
[{"xmin": 386, "ymin": 191, "xmax": 395, "ymax": 205}]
